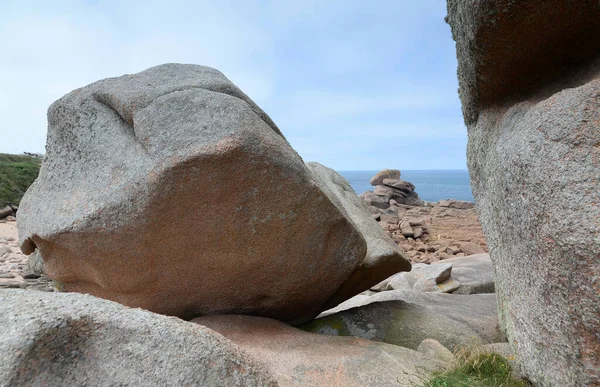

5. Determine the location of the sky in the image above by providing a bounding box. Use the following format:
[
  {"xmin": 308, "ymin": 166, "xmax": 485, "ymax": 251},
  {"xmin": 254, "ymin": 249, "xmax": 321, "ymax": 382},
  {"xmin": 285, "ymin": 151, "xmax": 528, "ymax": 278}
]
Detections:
[{"xmin": 0, "ymin": 0, "xmax": 466, "ymax": 170}]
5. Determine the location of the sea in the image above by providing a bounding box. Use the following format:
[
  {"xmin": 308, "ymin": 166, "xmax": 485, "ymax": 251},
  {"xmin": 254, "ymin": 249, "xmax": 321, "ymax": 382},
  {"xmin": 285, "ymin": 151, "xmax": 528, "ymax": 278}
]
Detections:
[{"xmin": 337, "ymin": 170, "xmax": 474, "ymax": 203}]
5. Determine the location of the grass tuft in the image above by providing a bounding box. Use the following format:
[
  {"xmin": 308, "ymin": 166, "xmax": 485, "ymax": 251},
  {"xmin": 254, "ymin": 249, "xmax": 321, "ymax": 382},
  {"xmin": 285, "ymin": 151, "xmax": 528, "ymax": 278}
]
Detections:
[{"xmin": 420, "ymin": 346, "xmax": 529, "ymax": 387}]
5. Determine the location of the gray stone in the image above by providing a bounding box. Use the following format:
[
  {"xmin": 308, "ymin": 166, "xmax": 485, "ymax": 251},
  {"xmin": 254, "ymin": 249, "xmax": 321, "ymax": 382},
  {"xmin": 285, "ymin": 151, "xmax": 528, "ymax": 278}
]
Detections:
[
  {"xmin": 306, "ymin": 162, "xmax": 411, "ymax": 310},
  {"xmin": 437, "ymin": 199, "xmax": 475, "ymax": 210},
  {"xmin": 399, "ymin": 219, "xmax": 414, "ymax": 238},
  {"xmin": 377, "ymin": 263, "xmax": 460, "ymax": 294},
  {"xmin": 194, "ymin": 314, "xmax": 447, "ymax": 387},
  {"xmin": 417, "ymin": 339, "xmax": 455, "ymax": 364},
  {"xmin": 374, "ymin": 184, "xmax": 423, "ymax": 206},
  {"xmin": 21, "ymin": 270, "xmax": 40, "ymax": 279},
  {"xmin": 16, "ymin": 63, "xmax": 368, "ymax": 325},
  {"xmin": 458, "ymin": 242, "xmax": 485, "ymax": 256},
  {"xmin": 27, "ymin": 249, "xmax": 44, "ymax": 275},
  {"xmin": 432, "ymin": 253, "xmax": 495, "ymax": 294},
  {"xmin": 447, "ymin": 2, "xmax": 600, "ymax": 385},
  {"xmin": 358, "ymin": 191, "xmax": 390, "ymax": 209},
  {"xmin": 382, "ymin": 179, "xmax": 415, "ymax": 192},
  {"xmin": 369, "ymin": 169, "xmax": 400, "ymax": 186},
  {"xmin": 0, "ymin": 206, "xmax": 12, "ymax": 219},
  {"xmin": 0, "ymin": 289, "xmax": 276, "ymax": 386},
  {"xmin": 305, "ymin": 290, "xmax": 503, "ymax": 351}
]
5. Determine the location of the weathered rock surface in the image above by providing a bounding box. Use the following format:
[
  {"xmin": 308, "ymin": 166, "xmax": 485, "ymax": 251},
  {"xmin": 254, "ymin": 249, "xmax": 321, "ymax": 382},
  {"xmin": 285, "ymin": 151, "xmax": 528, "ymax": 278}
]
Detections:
[
  {"xmin": 0, "ymin": 289, "xmax": 277, "ymax": 386},
  {"xmin": 303, "ymin": 290, "xmax": 503, "ymax": 351},
  {"xmin": 432, "ymin": 253, "xmax": 494, "ymax": 294},
  {"xmin": 437, "ymin": 199, "xmax": 474, "ymax": 210},
  {"xmin": 16, "ymin": 64, "xmax": 369, "ymax": 325},
  {"xmin": 306, "ymin": 163, "xmax": 411, "ymax": 309},
  {"xmin": 361, "ymin": 169, "xmax": 424, "ymax": 208},
  {"xmin": 369, "ymin": 169, "xmax": 400, "ymax": 186},
  {"xmin": 447, "ymin": 1, "xmax": 600, "ymax": 385},
  {"xmin": 417, "ymin": 339, "xmax": 456, "ymax": 364},
  {"xmin": 371, "ymin": 263, "xmax": 458, "ymax": 293},
  {"xmin": 194, "ymin": 314, "xmax": 448, "ymax": 387}
]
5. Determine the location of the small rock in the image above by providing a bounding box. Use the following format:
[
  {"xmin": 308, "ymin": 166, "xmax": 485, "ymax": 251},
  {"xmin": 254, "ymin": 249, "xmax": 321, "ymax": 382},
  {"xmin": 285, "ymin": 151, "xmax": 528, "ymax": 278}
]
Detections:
[
  {"xmin": 437, "ymin": 199, "xmax": 475, "ymax": 210},
  {"xmin": 446, "ymin": 246, "xmax": 461, "ymax": 255},
  {"xmin": 400, "ymin": 219, "xmax": 414, "ymax": 237},
  {"xmin": 399, "ymin": 244, "xmax": 413, "ymax": 252},
  {"xmin": 417, "ymin": 339, "xmax": 455, "ymax": 364},
  {"xmin": 413, "ymin": 227, "xmax": 424, "ymax": 239},
  {"xmin": 0, "ymin": 273, "xmax": 16, "ymax": 279},
  {"xmin": 5, "ymin": 216, "xmax": 16, "ymax": 222},
  {"xmin": 459, "ymin": 242, "xmax": 486, "ymax": 255},
  {"xmin": 22, "ymin": 270, "xmax": 41, "ymax": 279}
]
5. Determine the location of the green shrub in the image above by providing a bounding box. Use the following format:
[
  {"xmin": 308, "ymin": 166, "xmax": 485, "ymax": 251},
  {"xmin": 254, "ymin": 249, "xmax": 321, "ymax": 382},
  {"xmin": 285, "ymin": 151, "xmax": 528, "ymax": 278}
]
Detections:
[{"xmin": 0, "ymin": 153, "xmax": 42, "ymax": 206}]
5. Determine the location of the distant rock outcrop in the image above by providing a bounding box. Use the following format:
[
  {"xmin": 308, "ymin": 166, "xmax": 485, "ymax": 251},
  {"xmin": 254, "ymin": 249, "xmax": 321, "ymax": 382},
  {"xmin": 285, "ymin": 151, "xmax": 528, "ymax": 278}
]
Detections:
[
  {"xmin": 17, "ymin": 64, "xmax": 409, "ymax": 325},
  {"xmin": 447, "ymin": 1, "xmax": 600, "ymax": 385},
  {"xmin": 360, "ymin": 169, "xmax": 424, "ymax": 208}
]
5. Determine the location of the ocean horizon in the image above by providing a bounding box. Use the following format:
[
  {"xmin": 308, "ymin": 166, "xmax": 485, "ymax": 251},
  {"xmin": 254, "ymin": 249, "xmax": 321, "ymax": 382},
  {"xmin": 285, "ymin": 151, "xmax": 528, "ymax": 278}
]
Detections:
[{"xmin": 337, "ymin": 170, "xmax": 474, "ymax": 203}]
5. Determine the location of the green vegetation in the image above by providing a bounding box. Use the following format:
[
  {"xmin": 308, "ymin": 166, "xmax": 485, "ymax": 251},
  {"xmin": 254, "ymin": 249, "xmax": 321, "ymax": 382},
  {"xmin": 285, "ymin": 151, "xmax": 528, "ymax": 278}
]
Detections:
[
  {"xmin": 420, "ymin": 347, "xmax": 529, "ymax": 387},
  {"xmin": 0, "ymin": 153, "xmax": 42, "ymax": 206}
]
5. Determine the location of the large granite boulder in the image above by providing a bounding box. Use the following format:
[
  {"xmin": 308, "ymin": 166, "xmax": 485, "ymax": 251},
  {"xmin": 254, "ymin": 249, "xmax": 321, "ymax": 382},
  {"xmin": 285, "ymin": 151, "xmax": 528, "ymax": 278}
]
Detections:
[
  {"xmin": 0, "ymin": 289, "xmax": 276, "ymax": 386},
  {"xmin": 306, "ymin": 162, "xmax": 411, "ymax": 309},
  {"xmin": 302, "ymin": 290, "xmax": 503, "ymax": 351},
  {"xmin": 447, "ymin": 1, "xmax": 600, "ymax": 385},
  {"xmin": 17, "ymin": 64, "xmax": 371, "ymax": 325},
  {"xmin": 193, "ymin": 314, "xmax": 448, "ymax": 387}
]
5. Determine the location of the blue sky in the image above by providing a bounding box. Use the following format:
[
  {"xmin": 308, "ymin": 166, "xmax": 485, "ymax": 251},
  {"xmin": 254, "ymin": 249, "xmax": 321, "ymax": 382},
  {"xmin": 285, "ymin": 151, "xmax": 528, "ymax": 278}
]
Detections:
[{"xmin": 0, "ymin": 0, "xmax": 466, "ymax": 170}]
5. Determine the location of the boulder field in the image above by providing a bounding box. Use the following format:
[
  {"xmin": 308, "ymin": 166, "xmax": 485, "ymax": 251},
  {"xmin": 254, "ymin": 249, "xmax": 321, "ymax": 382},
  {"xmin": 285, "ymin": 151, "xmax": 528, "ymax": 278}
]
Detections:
[
  {"xmin": 16, "ymin": 64, "xmax": 409, "ymax": 325},
  {"xmin": 447, "ymin": 0, "xmax": 600, "ymax": 385}
]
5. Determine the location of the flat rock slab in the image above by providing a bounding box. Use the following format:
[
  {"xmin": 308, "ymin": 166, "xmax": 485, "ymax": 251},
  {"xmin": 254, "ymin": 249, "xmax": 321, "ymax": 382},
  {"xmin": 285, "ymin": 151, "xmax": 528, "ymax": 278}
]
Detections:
[
  {"xmin": 193, "ymin": 314, "xmax": 447, "ymax": 387},
  {"xmin": 304, "ymin": 290, "xmax": 503, "ymax": 351},
  {"xmin": 0, "ymin": 289, "xmax": 276, "ymax": 386},
  {"xmin": 432, "ymin": 253, "xmax": 494, "ymax": 294}
]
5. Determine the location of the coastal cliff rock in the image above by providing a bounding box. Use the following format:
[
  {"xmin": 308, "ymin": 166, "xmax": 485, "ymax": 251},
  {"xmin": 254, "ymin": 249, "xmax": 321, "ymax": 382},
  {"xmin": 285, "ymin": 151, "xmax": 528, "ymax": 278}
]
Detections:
[
  {"xmin": 16, "ymin": 63, "xmax": 409, "ymax": 325},
  {"xmin": 447, "ymin": 1, "xmax": 600, "ymax": 385},
  {"xmin": 0, "ymin": 289, "xmax": 277, "ymax": 386}
]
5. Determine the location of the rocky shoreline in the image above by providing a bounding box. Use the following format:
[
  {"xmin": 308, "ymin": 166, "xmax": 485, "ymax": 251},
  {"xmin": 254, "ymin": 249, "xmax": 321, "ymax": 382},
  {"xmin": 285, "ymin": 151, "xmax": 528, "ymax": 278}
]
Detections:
[{"xmin": 358, "ymin": 169, "xmax": 487, "ymax": 265}]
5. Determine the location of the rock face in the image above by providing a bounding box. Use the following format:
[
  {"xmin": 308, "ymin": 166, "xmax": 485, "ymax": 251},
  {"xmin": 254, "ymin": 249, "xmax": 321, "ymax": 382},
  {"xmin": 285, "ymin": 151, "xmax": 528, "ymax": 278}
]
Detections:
[
  {"xmin": 0, "ymin": 289, "xmax": 277, "ymax": 386},
  {"xmin": 447, "ymin": 1, "xmax": 600, "ymax": 385},
  {"xmin": 303, "ymin": 290, "xmax": 502, "ymax": 351},
  {"xmin": 16, "ymin": 63, "xmax": 371, "ymax": 325},
  {"xmin": 193, "ymin": 314, "xmax": 447, "ymax": 387},
  {"xmin": 360, "ymin": 169, "xmax": 423, "ymax": 208},
  {"xmin": 369, "ymin": 169, "xmax": 400, "ymax": 186},
  {"xmin": 306, "ymin": 163, "xmax": 411, "ymax": 309},
  {"xmin": 372, "ymin": 253, "xmax": 494, "ymax": 295},
  {"xmin": 433, "ymin": 253, "xmax": 495, "ymax": 295}
]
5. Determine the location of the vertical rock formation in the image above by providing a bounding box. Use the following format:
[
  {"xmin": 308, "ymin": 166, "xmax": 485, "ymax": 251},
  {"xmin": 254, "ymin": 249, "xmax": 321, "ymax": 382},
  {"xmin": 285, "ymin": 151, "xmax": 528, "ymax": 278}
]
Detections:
[{"xmin": 447, "ymin": 1, "xmax": 600, "ymax": 386}]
